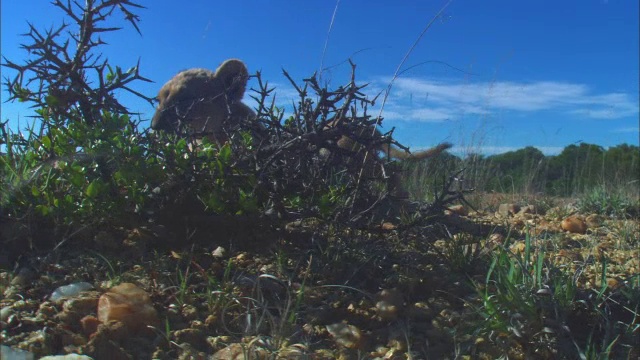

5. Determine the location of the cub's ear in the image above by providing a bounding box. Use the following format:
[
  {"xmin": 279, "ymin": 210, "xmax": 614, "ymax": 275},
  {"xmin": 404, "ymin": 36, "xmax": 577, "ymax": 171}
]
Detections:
[{"xmin": 214, "ymin": 59, "xmax": 249, "ymax": 102}]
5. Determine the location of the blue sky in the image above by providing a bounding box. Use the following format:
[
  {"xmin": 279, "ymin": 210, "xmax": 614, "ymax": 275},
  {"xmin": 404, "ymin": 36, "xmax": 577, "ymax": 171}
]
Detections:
[{"xmin": 1, "ymin": 0, "xmax": 638, "ymax": 155}]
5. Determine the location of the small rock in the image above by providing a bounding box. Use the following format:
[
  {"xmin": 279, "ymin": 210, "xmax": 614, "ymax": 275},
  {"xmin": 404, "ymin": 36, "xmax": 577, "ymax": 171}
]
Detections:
[
  {"xmin": 447, "ymin": 205, "xmax": 468, "ymax": 216},
  {"xmin": 210, "ymin": 343, "xmax": 268, "ymax": 359},
  {"xmin": 97, "ymin": 283, "xmax": 159, "ymax": 333},
  {"xmin": 497, "ymin": 203, "xmax": 520, "ymax": 218},
  {"xmin": 375, "ymin": 289, "xmax": 404, "ymax": 321},
  {"xmin": 0, "ymin": 306, "xmax": 14, "ymax": 322},
  {"xmin": 381, "ymin": 222, "xmax": 397, "ymax": 231},
  {"xmin": 517, "ymin": 205, "xmax": 536, "ymax": 215},
  {"xmin": 1, "ymin": 345, "xmax": 34, "ymax": 360},
  {"xmin": 50, "ymin": 282, "xmax": 94, "ymax": 302},
  {"xmin": 212, "ymin": 246, "xmax": 226, "ymax": 258},
  {"xmin": 40, "ymin": 354, "xmax": 93, "ymax": 360},
  {"xmin": 80, "ymin": 315, "xmax": 101, "ymax": 336},
  {"xmin": 326, "ymin": 322, "xmax": 363, "ymax": 349},
  {"xmin": 561, "ymin": 215, "xmax": 587, "ymax": 234}
]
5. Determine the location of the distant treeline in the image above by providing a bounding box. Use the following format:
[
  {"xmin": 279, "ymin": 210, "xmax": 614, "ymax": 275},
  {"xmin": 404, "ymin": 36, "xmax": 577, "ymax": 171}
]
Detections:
[{"xmin": 405, "ymin": 143, "xmax": 639, "ymax": 197}]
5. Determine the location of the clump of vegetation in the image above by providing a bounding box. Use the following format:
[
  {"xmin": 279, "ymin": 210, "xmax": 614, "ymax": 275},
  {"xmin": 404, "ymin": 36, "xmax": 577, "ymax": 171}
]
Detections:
[
  {"xmin": 577, "ymin": 184, "xmax": 639, "ymax": 218},
  {"xmin": 1, "ymin": 0, "xmax": 156, "ymax": 251},
  {"xmin": 1, "ymin": 1, "xmax": 638, "ymax": 359},
  {"xmin": 466, "ymin": 232, "xmax": 639, "ymax": 359},
  {"xmin": 1, "ymin": 0, "xmax": 464, "ymax": 254}
]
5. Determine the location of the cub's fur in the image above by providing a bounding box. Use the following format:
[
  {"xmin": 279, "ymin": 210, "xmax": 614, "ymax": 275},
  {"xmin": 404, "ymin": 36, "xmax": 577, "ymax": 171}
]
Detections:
[{"xmin": 151, "ymin": 59, "xmax": 255, "ymax": 143}]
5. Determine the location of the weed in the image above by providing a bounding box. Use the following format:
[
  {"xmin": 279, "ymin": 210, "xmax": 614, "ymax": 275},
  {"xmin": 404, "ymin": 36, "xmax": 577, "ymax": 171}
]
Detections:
[
  {"xmin": 578, "ymin": 185, "xmax": 638, "ymax": 218},
  {"xmin": 439, "ymin": 233, "xmax": 487, "ymax": 274}
]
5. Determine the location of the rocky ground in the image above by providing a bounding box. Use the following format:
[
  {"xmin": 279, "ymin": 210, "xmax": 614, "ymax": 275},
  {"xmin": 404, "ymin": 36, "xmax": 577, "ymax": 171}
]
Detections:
[{"xmin": 1, "ymin": 200, "xmax": 638, "ymax": 359}]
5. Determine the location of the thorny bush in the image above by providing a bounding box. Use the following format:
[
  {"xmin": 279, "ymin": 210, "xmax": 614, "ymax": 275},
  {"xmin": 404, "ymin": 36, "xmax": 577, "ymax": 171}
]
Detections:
[{"xmin": 1, "ymin": 0, "xmax": 461, "ymax": 255}]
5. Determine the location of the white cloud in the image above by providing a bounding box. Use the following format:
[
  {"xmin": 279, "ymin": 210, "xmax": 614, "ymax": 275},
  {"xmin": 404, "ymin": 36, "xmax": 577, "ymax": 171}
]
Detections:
[
  {"xmin": 371, "ymin": 77, "xmax": 639, "ymax": 122},
  {"xmin": 379, "ymin": 107, "xmax": 454, "ymax": 122},
  {"xmin": 250, "ymin": 77, "xmax": 639, "ymax": 131},
  {"xmin": 611, "ymin": 126, "xmax": 640, "ymax": 133}
]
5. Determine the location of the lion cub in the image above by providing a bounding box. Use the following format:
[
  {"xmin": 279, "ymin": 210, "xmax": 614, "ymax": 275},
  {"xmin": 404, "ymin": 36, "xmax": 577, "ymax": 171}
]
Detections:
[{"xmin": 151, "ymin": 59, "xmax": 255, "ymax": 143}]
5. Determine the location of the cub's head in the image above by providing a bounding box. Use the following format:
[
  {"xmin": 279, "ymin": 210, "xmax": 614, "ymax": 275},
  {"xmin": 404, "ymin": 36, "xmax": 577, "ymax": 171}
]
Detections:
[{"xmin": 151, "ymin": 59, "xmax": 255, "ymax": 142}]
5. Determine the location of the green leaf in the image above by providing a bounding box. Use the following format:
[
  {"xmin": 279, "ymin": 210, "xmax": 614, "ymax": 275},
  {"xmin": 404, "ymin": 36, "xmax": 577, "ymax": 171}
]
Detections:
[
  {"xmin": 41, "ymin": 136, "xmax": 52, "ymax": 151},
  {"xmin": 45, "ymin": 95, "xmax": 61, "ymax": 107},
  {"xmin": 70, "ymin": 171, "xmax": 85, "ymax": 187},
  {"xmin": 176, "ymin": 138, "xmax": 187, "ymax": 152},
  {"xmin": 218, "ymin": 143, "xmax": 231, "ymax": 163},
  {"xmin": 85, "ymin": 179, "xmax": 103, "ymax": 198},
  {"xmin": 35, "ymin": 204, "xmax": 50, "ymax": 216}
]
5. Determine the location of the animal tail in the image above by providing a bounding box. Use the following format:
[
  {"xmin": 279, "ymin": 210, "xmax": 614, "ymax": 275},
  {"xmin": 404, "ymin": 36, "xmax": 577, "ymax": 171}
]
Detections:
[{"xmin": 386, "ymin": 142, "xmax": 453, "ymax": 160}]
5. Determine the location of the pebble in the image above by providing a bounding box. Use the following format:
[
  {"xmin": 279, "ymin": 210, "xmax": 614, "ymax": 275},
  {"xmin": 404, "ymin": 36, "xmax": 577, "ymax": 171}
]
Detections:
[
  {"xmin": 326, "ymin": 322, "xmax": 363, "ymax": 349},
  {"xmin": 1, "ymin": 345, "xmax": 35, "ymax": 360},
  {"xmin": 40, "ymin": 354, "xmax": 94, "ymax": 359},
  {"xmin": 50, "ymin": 282, "xmax": 94, "ymax": 302},
  {"xmin": 210, "ymin": 343, "xmax": 268, "ymax": 359},
  {"xmin": 561, "ymin": 215, "xmax": 587, "ymax": 234},
  {"xmin": 375, "ymin": 289, "xmax": 404, "ymax": 321},
  {"xmin": 497, "ymin": 203, "xmax": 520, "ymax": 218},
  {"xmin": 97, "ymin": 283, "xmax": 159, "ymax": 332},
  {"xmin": 1, "ymin": 306, "xmax": 14, "ymax": 322},
  {"xmin": 211, "ymin": 246, "xmax": 226, "ymax": 258},
  {"xmin": 447, "ymin": 205, "xmax": 468, "ymax": 216}
]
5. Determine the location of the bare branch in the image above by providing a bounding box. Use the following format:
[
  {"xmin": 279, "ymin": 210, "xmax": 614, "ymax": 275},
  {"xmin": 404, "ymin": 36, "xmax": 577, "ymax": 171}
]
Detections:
[{"xmin": 3, "ymin": 0, "xmax": 148, "ymax": 126}]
